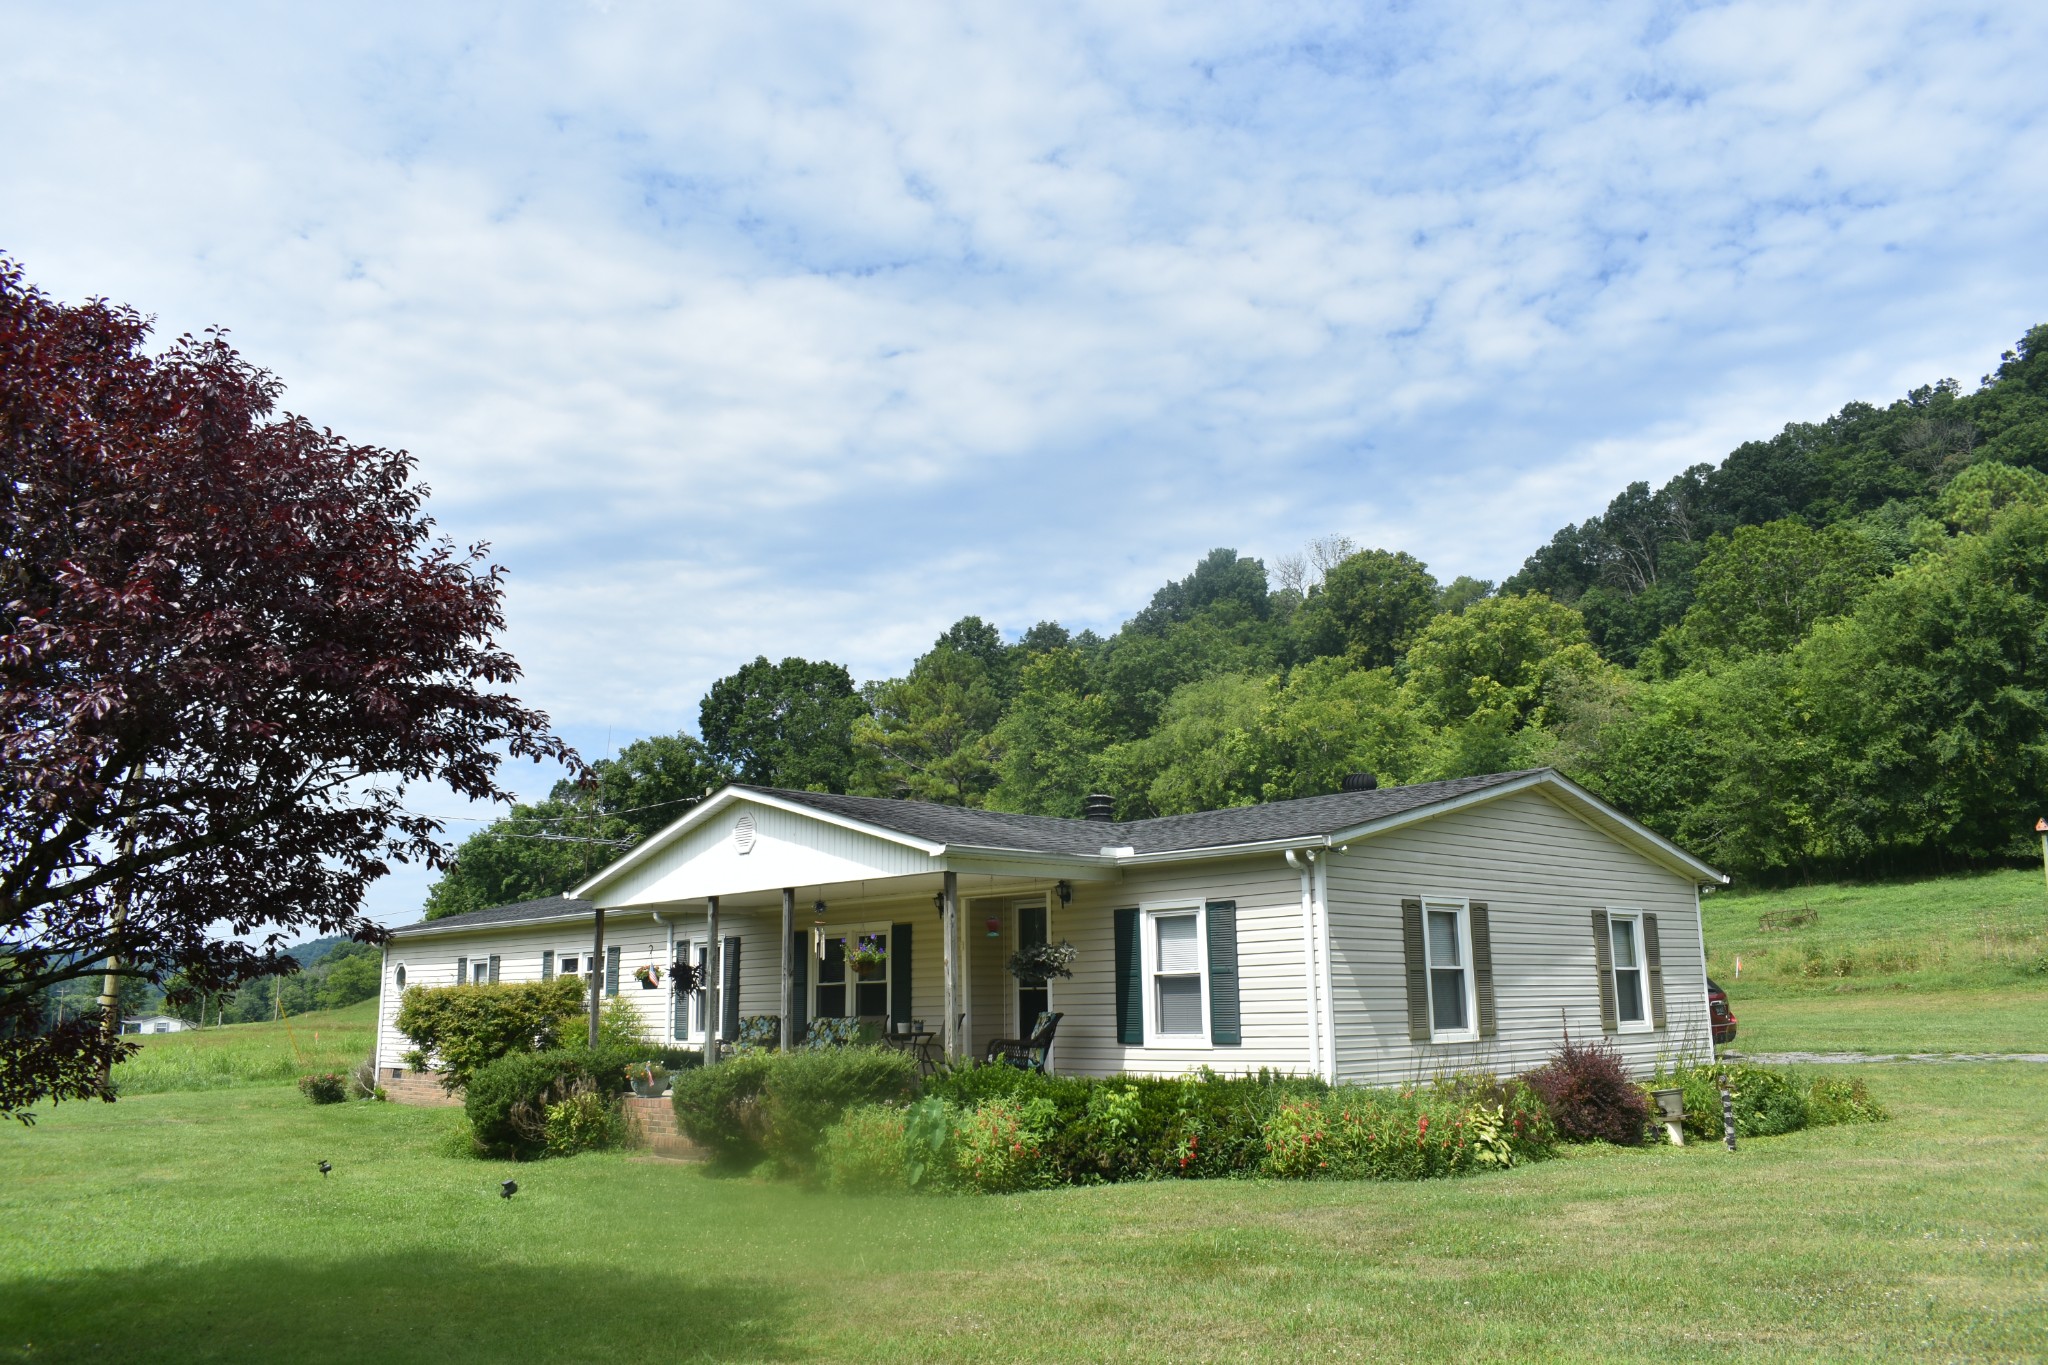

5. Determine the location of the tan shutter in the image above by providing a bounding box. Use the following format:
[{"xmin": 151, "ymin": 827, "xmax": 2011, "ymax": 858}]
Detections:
[
  {"xmin": 487, "ymin": 955, "xmax": 500, "ymax": 985},
  {"xmin": 1470, "ymin": 903, "xmax": 1496, "ymax": 1039},
  {"xmin": 1644, "ymin": 913, "xmax": 1667, "ymax": 1029},
  {"xmin": 1591, "ymin": 910, "xmax": 1618, "ymax": 1033},
  {"xmin": 1401, "ymin": 899, "xmax": 1430, "ymax": 1042}
]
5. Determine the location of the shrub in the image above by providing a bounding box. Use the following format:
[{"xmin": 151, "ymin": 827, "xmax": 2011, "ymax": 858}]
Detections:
[
  {"xmin": 953, "ymin": 1096, "xmax": 1058, "ymax": 1193},
  {"xmin": 298, "ymin": 1072, "xmax": 348, "ymax": 1104},
  {"xmin": 760, "ymin": 1046, "xmax": 921, "ymax": 1173},
  {"xmin": 1259, "ymin": 1084, "xmax": 1553, "ymax": 1181},
  {"xmin": 543, "ymin": 1080, "xmax": 626, "ymax": 1156},
  {"xmin": 903, "ymin": 1096, "xmax": 955, "ymax": 1189},
  {"xmin": 1805, "ymin": 1073, "xmax": 1888, "ymax": 1127},
  {"xmin": 670, "ymin": 1050, "xmax": 776, "ymax": 1164},
  {"xmin": 395, "ymin": 977, "xmax": 588, "ymax": 1091},
  {"xmin": 463, "ymin": 1045, "xmax": 638, "ymax": 1159},
  {"xmin": 1521, "ymin": 1036, "xmax": 1651, "ymax": 1145},
  {"xmin": 347, "ymin": 1056, "xmax": 385, "ymax": 1101},
  {"xmin": 595, "ymin": 994, "xmax": 651, "ymax": 1051},
  {"xmin": 820, "ymin": 1103, "xmax": 910, "ymax": 1192}
]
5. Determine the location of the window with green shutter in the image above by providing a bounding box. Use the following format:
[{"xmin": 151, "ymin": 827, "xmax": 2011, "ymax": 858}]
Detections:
[
  {"xmin": 605, "ymin": 945, "xmax": 621, "ymax": 998},
  {"xmin": 1206, "ymin": 901, "xmax": 1241, "ymax": 1046},
  {"xmin": 1113, "ymin": 908, "xmax": 1142, "ymax": 1045}
]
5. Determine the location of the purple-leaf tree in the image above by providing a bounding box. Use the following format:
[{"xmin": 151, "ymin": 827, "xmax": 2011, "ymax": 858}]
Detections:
[{"xmin": 0, "ymin": 258, "xmax": 576, "ymax": 1120}]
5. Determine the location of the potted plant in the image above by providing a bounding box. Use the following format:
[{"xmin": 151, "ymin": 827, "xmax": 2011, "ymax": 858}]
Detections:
[
  {"xmin": 629, "ymin": 1061, "xmax": 671, "ymax": 1098},
  {"xmin": 1006, "ymin": 939, "xmax": 1078, "ymax": 983},
  {"xmin": 633, "ymin": 963, "xmax": 661, "ymax": 990},
  {"xmin": 845, "ymin": 934, "xmax": 887, "ymax": 975}
]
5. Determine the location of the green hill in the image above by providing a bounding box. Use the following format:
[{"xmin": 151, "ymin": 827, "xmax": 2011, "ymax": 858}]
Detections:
[{"xmin": 1704, "ymin": 868, "xmax": 2048, "ymax": 1053}]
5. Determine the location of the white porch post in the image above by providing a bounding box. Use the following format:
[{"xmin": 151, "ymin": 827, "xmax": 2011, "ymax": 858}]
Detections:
[
  {"xmin": 780, "ymin": 887, "xmax": 795, "ymax": 1050},
  {"xmin": 705, "ymin": 896, "xmax": 721, "ymax": 1063},
  {"xmin": 941, "ymin": 870, "xmax": 960, "ymax": 1061}
]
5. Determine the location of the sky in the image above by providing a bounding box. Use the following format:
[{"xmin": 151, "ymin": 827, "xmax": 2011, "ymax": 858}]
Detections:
[{"xmin": 5, "ymin": 1, "xmax": 2047, "ymax": 925}]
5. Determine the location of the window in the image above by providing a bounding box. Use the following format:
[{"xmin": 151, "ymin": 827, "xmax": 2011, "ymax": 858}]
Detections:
[
  {"xmin": 561, "ymin": 956, "xmax": 578, "ymax": 976},
  {"xmin": 812, "ymin": 926, "xmax": 889, "ymax": 1021},
  {"xmin": 1608, "ymin": 912, "xmax": 1649, "ymax": 1029},
  {"xmin": 1144, "ymin": 907, "xmax": 1206, "ymax": 1041},
  {"xmin": 394, "ymin": 964, "xmax": 406, "ymax": 989},
  {"xmin": 1422, "ymin": 900, "xmax": 1475, "ymax": 1041},
  {"xmin": 472, "ymin": 960, "xmax": 490, "ymax": 985}
]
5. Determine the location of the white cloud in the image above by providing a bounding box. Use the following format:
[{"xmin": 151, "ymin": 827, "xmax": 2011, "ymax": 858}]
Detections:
[{"xmin": 5, "ymin": 0, "xmax": 2047, "ymax": 923}]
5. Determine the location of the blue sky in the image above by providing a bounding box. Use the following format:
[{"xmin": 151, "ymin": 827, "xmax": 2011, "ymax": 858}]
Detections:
[{"xmin": 5, "ymin": 2, "xmax": 2047, "ymax": 924}]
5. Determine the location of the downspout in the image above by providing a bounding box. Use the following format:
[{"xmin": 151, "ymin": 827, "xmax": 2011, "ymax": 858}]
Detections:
[
  {"xmin": 1693, "ymin": 882, "xmax": 1715, "ymax": 1065},
  {"xmin": 1285, "ymin": 849, "xmax": 1323, "ymax": 1080},
  {"xmin": 1313, "ymin": 851, "xmax": 1335, "ymax": 1084}
]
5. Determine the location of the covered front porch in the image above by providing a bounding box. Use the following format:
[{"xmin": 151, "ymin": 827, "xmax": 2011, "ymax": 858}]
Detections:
[{"xmin": 572, "ymin": 788, "xmax": 1118, "ymax": 1067}]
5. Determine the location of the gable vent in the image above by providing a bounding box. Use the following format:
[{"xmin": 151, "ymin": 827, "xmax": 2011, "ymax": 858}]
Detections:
[{"xmin": 733, "ymin": 811, "xmax": 756, "ymax": 853}]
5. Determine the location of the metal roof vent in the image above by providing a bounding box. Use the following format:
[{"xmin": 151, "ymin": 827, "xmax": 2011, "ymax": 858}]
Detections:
[
  {"xmin": 1081, "ymin": 794, "xmax": 1114, "ymax": 822},
  {"xmin": 1340, "ymin": 772, "xmax": 1378, "ymax": 793},
  {"xmin": 733, "ymin": 811, "xmax": 756, "ymax": 853}
]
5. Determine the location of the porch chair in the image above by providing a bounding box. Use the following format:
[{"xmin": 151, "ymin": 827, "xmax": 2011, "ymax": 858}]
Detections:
[{"xmin": 983, "ymin": 1011, "xmax": 1063, "ymax": 1073}]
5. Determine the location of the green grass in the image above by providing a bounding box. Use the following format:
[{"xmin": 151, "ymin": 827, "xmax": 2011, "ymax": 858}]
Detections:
[
  {"xmin": 2, "ymin": 1066, "xmax": 2044, "ymax": 1362},
  {"xmin": 1705, "ymin": 867, "xmax": 2048, "ymax": 1054},
  {"xmin": 107, "ymin": 999, "xmax": 378, "ymax": 1094}
]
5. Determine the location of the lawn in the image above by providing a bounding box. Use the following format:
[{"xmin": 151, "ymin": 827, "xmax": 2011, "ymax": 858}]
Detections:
[
  {"xmin": 2, "ymin": 1064, "xmax": 2043, "ymax": 1362},
  {"xmin": 107, "ymin": 999, "xmax": 378, "ymax": 1094},
  {"xmin": 1705, "ymin": 867, "xmax": 2048, "ymax": 1054}
]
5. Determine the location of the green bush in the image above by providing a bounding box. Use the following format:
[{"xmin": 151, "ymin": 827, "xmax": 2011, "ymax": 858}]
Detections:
[
  {"xmin": 1654, "ymin": 1062, "xmax": 1886, "ymax": 1140},
  {"xmin": 297, "ymin": 1072, "xmax": 348, "ymax": 1105},
  {"xmin": 395, "ymin": 977, "xmax": 588, "ymax": 1091},
  {"xmin": 1259, "ymin": 1084, "xmax": 1553, "ymax": 1180},
  {"xmin": 952, "ymin": 1096, "xmax": 1058, "ymax": 1193},
  {"xmin": 543, "ymin": 1082, "xmax": 627, "ymax": 1156},
  {"xmin": 760, "ymin": 1046, "xmax": 921, "ymax": 1173},
  {"xmin": 820, "ymin": 1103, "xmax": 910, "ymax": 1192},
  {"xmin": 1805, "ymin": 1073, "xmax": 1888, "ymax": 1126},
  {"xmin": 669, "ymin": 1051, "xmax": 777, "ymax": 1164},
  {"xmin": 462, "ymin": 1045, "xmax": 638, "ymax": 1159}
]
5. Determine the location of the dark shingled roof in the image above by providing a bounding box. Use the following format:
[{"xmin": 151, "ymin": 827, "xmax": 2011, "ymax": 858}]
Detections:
[
  {"xmin": 398, "ymin": 895, "xmax": 595, "ymax": 933},
  {"xmin": 748, "ymin": 769, "xmax": 1544, "ymax": 856},
  {"xmin": 392, "ymin": 770, "xmax": 1550, "ymax": 935}
]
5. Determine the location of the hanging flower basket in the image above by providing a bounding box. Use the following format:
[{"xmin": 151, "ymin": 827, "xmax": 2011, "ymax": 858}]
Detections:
[
  {"xmin": 845, "ymin": 935, "xmax": 887, "ymax": 974},
  {"xmin": 1006, "ymin": 940, "xmax": 1078, "ymax": 984},
  {"xmin": 669, "ymin": 960, "xmax": 705, "ymax": 998},
  {"xmin": 633, "ymin": 964, "xmax": 661, "ymax": 990}
]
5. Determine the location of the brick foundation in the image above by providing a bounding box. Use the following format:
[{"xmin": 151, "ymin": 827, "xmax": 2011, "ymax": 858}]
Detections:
[
  {"xmin": 383, "ymin": 1067, "xmax": 462, "ymax": 1108},
  {"xmin": 623, "ymin": 1095, "xmax": 705, "ymax": 1160}
]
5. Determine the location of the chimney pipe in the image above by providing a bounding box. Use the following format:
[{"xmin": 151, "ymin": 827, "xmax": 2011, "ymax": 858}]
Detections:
[
  {"xmin": 1340, "ymin": 772, "xmax": 1378, "ymax": 793},
  {"xmin": 1081, "ymin": 794, "xmax": 1114, "ymax": 822}
]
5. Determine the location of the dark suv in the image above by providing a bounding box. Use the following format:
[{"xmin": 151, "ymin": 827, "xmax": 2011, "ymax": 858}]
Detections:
[{"xmin": 1707, "ymin": 978, "xmax": 1737, "ymax": 1046}]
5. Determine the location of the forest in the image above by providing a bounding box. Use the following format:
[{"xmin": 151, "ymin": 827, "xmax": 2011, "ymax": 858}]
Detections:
[{"xmin": 426, "ymin": 324, "xmax": 2048, "ymax": 915}]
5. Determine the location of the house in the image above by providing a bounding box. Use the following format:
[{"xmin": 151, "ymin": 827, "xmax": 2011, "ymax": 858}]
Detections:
[
  {"xmin": 375, "ymin": 767, "xmax": 1726, "ymax": 1091},
  {"xmin": 122, "ymin": 1014, "xmax": 189, "ymax": 1034}
]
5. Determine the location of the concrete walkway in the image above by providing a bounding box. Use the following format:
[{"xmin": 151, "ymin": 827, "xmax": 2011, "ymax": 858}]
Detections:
[{"xmin": 1727, "ymin": 1050, "xmax": 2048, "ymax": 1065}]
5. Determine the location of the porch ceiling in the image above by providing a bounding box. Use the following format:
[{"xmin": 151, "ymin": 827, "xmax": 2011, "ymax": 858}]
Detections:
[{"xmin": 623, "ymin": 868, "xmax": 1073, "ymax": 918}]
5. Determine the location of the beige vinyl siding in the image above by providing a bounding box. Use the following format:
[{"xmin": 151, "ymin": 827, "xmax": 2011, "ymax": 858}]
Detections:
[
  {"xmin": 1324, "ymin": 787, "xmax": 1711, "ymax": 1083},
  {"xmin": 1050, "ymin": 855, "xmax": 1312, "ymax": 1079}
]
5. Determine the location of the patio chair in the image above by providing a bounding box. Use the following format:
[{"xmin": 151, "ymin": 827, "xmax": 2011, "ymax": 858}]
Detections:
[{"xmin": 983, "ymin": 1011, "xmax": 1062, "ymax": 1072}]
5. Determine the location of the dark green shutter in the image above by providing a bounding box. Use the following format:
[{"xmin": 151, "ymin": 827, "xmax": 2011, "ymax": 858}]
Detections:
[
  {"xmin": 1470, "ymin": 903, "xmax": 1496, "ymax": 1039},
  {"xmin": 605, "ymin": 945, "xmax": 621, "ymax": 998},
  {"xmin": 1206, "ymin": 901, "xmax": 1241, "ymax": 1046},
  {"xmin": 891, "ymin": 922, "xmax": 913, "ymax": 1031},
  {"xmin": 791, "ymin": 931, "xmax": 810, "ymax": 1040},
  {"xmin": 455, "ymin": 956, "xmax": 467, "ymax": 987},
  {"xmin": 487, "ymin": 954, "xmax": 500, "ymax": 985},
  {"xmin": 1644, "ymin": 914, "xmax": 1667, "ymax": 1029},
  {"xmin": 721, "ymin": 936, "xmax": 742, "ymax": 1039},
  {"xmin": 1114, "ymin": 908, "xmax": 1142, "ymax": 1045},
  {"xmin": 541, "ymin": 950, "xmax": 554, "ymax": 982},
  {"xmin": 1591, "ymin": 910, "xmax": 1618, "ymax": 1032},
  {"xmin": 1400, "ymin": 899, "xmax": 1429, "ymax": 1042}
]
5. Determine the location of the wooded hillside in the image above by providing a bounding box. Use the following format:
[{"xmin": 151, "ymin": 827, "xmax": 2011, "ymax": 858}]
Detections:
[{"xmin": 429, "ymin": 324, "xmax": 2048, "ymax": 907}]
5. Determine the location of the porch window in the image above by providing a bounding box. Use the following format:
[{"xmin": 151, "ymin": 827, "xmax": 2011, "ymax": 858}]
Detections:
[
  {"xmin": 813, "ymin": 927, "xmax": 889, "ymax": 1022},
  {"xmin": 1609, "ymin": 912, "xmax": 1649, "ymax": 1028},
  {"xmin": 1423, "ymin": 900, "xmax": 1475, "ymax": 1041},
  {"xmin": 1149, "ymin": 909, "xmax": 1205, "ymax": 1038}
]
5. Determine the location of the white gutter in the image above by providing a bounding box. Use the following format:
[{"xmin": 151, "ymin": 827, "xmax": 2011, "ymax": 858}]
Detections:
[{"xmin": 1285, "ymin": 849, "xmax": 1323, "ymax": 1080}]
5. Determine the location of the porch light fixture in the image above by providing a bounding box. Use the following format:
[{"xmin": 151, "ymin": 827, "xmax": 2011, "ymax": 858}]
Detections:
[
  {"xmin": 985, "ymin": 916, "xmax": 1002, "ymax": 939},
  {"xmin": 1055, "ymin": 880, "xmax": 1072, "ymax": 907},
  {"xmin": 933, "ymin": 892, "xmax": 945, "ymax": 913},
  {"xmin": 812, "ymin": 899, "xmax": 827, "ymax": 923}
]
